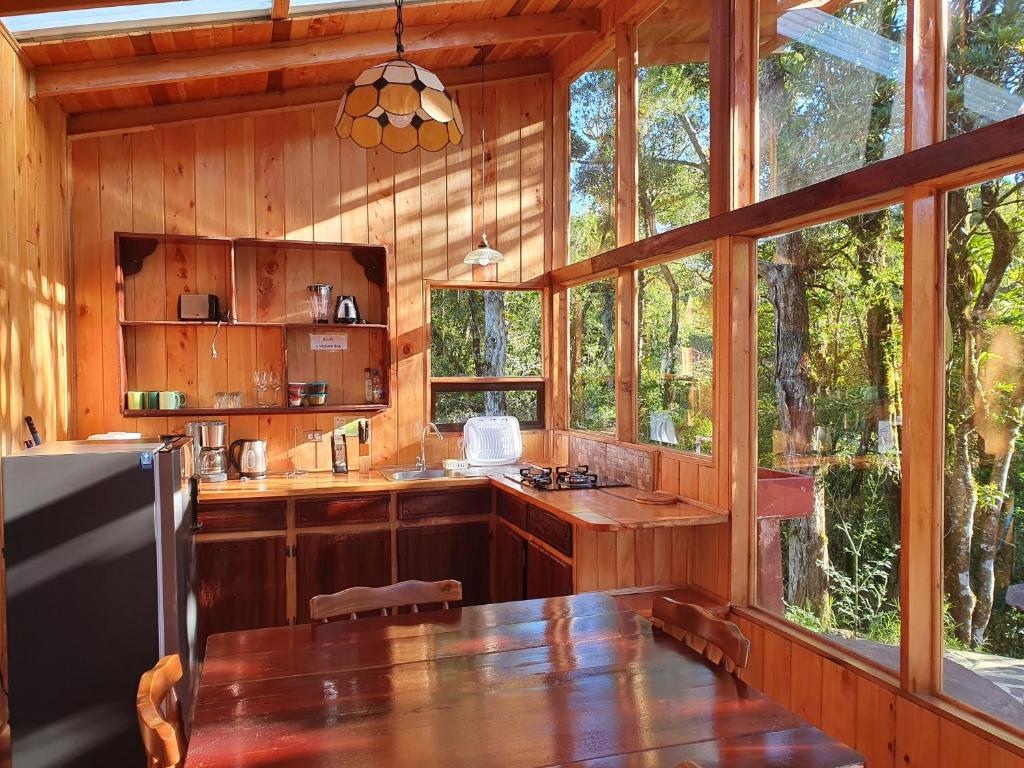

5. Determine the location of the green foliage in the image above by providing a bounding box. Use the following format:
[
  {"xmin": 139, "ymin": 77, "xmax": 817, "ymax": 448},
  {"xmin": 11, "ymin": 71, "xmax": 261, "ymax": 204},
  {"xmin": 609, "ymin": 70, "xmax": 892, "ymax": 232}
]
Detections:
[
  {"xmin": 569, "ymin": 278, "xmax": 617, "ymax": 433},
  {"xmin": 636, "ymin": 253, "xmax": 714, "ymax": 452}
]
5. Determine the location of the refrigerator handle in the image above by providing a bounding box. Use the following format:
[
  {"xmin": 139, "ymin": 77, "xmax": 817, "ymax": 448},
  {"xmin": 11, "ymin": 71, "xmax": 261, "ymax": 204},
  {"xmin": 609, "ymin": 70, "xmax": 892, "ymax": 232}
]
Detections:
[{"xmin": 188, "ymin": 476, "xmax": 203, "ymax": 532}]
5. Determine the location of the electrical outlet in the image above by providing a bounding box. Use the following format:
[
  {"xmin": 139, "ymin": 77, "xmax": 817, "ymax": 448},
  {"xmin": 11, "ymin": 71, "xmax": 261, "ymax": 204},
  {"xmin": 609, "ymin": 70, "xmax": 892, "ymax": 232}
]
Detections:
[{"xmin": 303, "ymin": 430, "xmax": 324, "ymax": 443}]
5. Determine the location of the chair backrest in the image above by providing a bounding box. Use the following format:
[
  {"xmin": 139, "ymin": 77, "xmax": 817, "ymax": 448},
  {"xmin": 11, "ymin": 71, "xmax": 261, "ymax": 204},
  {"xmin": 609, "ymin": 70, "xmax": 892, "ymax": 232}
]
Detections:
[
  {"xmin": 137, "ymin": 655, "xmax": 185, "ymax": 768},
  {"xmin": 310, "ymin": 579, "xmax": 463, "ymax": 622},
  {"xmin": 652, "ymin": 597, "xmax": 751, "ymax": 675}
]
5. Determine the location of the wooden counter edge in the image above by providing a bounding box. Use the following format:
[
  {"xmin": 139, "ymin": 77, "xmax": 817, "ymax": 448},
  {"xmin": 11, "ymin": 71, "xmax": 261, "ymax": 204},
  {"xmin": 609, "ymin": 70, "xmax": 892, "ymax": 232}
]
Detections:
[{"xmin": 198, "ymin": 472, "xmax": 732, "ymax": 532}]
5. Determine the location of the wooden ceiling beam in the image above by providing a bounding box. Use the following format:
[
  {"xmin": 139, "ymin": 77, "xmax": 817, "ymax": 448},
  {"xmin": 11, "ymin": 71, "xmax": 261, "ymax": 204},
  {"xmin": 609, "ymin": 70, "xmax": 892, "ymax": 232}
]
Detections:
[
  {"xmin": 67, "ymin": 57, "xmax": 550, "ymax": 136},
  {"xmin": 35, "ymin": 9, "xmax": 597, "ymax": 98},
  {"xmin": 550, "ymin": 0, "xmax": 662, "ymax": 84},
  {"xmin": 0, "ymin": 0, "xmax": 167, "ymax": 14}
]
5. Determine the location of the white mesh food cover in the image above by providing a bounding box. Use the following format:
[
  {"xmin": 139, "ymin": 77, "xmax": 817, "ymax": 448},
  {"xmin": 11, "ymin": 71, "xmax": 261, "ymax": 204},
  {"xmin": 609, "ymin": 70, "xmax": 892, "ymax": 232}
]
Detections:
[{"xmin": 463, "ymin": 416, "xmax": 523, "ymax": 466}]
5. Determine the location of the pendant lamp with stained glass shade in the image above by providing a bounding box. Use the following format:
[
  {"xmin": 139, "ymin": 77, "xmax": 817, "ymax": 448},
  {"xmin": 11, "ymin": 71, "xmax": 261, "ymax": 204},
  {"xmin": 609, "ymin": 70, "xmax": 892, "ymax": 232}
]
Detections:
[
  {"xmin": 335, "ymin": 0, "xmax": 464, "ymax": 153},
  {"xmin": 464, "ymin": 59, "xmax": 504, "ymax": 267}
]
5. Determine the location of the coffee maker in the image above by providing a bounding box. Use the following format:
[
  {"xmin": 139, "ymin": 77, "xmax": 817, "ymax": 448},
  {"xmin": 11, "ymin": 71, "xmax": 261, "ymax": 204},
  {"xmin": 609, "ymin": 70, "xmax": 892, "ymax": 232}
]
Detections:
[{"xmin": 196, "ymin": 421, "xmax": 228, "ymax": 483}]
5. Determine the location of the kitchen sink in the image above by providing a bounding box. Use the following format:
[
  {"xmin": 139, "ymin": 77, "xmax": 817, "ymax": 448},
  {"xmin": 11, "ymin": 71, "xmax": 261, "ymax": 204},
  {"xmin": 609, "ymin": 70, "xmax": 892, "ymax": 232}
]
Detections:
[{"xmin": 381, "ymin": 468, "xmax": 466, "ymax": 482}]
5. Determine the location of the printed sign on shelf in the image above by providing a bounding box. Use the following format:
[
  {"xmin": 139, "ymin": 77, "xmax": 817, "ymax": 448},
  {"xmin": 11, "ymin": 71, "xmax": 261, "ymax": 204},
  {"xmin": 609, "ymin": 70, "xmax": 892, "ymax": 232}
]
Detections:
[{"xmin": 309, "ymin": 334, "xmax": 348, "ymax": 352}]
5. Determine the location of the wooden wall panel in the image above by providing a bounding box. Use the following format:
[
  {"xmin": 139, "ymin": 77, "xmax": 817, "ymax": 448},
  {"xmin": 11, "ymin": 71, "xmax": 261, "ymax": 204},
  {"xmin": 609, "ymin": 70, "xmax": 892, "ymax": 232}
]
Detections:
[
  {"xmin": 735, "ymin": 613, "xmax": 1024, "ymax": 768},
  {"xmin": 69, "ymin": 77, "xmax": 551, "ymax": 470},
  {"xmin": 1, "ymin": 37, "xmax": 70, "ymax": 455}
]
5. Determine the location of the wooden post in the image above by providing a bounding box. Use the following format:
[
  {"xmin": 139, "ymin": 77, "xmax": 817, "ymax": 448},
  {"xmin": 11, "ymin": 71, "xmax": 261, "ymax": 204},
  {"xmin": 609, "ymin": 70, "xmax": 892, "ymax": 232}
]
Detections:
[
  {"xmin": 551, "ymin": 81, "xmax": 569, "ymax": 268},
  {"xmin": 615, "ymin": 23, "xmax": 638, "ymax": 247},
  {"xmin": 901, "ymin": 0, "xmax": 946, "ymax": 695},
  {"xmin": 614, "ymin": 23, "xmax": 638, "ymax": 443},
  {"xmin": 615, "ymin": 267, "xmax": 636, "ymax": 443},
  {"xmin": 726, "ymin": 236, "xmax": 757, "ymax": 606},
  {"xmin": 710, "ymin": 0, "xmax": 758, "ymax": 216},
  {"xmin": 712, "ymin": 0, "xmax": 758, "ymax": 604}
]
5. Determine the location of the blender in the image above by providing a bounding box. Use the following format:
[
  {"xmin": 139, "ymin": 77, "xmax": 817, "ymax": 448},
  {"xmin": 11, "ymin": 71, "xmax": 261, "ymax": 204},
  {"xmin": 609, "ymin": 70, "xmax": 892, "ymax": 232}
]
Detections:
[{"xmin": 197, "ymin": 421, "xmax": 229, "ymax": 483}]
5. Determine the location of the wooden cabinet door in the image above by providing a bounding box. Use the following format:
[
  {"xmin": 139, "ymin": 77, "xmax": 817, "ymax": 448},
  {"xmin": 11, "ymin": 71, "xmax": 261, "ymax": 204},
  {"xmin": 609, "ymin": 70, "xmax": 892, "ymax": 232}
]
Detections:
[
  {"xmin": 494, "ymin": 523, "xmax": 526, "ymax": 603},
  {"xmin": 397, "ymin": 522, "xmax": 491, "ymax": 606},
  {"xmin": 195, "ymin": 536, "xmax": 287, "ymax": 656},
  {"xmin": 295, "ymin": 530, "xmax": 392, "ymax": 624},
  {"xmin": 526, "ymin": 541, "xmax": 573, "ymax": 600}
]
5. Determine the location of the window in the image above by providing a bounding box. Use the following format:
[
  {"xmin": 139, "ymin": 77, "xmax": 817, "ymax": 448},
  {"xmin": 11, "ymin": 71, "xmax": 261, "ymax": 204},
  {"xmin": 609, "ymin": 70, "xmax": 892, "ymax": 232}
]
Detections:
[
  {"xmin": 943, "ymin": 174, "xmax": 1024, "ymax": 726},
  {"xmin": 755, "ymin": 206, "xmax": 905, "ymax": 670},
  {"xmin": 637, "ymin": 0, "xmax": 711, "ymax": 235},
  {"xmin": 759, "ymin": 0, "xmax": 907, "ymax": 198},
  {"xmin": 569, "ymin": 67, "xmax": 617, "ymax": 263},
  {"xmin": 946, "ymin": 0, "xmax": 1024, "ymax": 138},
  {"xmin": 637, "ymin": 251, "xmax": 713, "ymax": 454},
  {"xmin": 569, "ymin": 277, "xmax": 617, "ymax": 434},
  {"xmin": 429, "ymin": 288, "xmax": 543, "ymax": 430},
  {"xmin": 1, "ymin": 1, "xmax": 270, "ymax": 40}
]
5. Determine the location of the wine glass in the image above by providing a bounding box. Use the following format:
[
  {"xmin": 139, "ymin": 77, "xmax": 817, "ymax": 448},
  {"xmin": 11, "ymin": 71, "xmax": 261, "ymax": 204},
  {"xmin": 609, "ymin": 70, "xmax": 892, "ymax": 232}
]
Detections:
[
  {"xmin": 269, "ymin": 372, "xmax": 282, "ymax": 407},
  {"xmin": 252, "ymin": 371, "xmax": 271, "ymax": 407}
]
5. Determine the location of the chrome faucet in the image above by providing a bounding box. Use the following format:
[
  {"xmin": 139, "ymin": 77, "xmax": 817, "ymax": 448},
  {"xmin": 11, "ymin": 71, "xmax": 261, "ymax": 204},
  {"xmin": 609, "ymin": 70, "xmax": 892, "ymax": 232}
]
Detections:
[{"xmin": 416, "ymin": 423, "xmax": 443, "ymax": 469}]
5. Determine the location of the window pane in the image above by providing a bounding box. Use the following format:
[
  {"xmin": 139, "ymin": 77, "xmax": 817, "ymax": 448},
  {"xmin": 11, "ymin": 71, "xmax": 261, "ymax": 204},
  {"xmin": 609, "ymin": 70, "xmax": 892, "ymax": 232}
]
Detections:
[
  {"xmin": 569, "ymin": 68, "xmax": 616, "ymax": 263},
  {"xmin": 946, "ymin": 0, "xmax": 1024, "ymax": 138},
  {"xmin": 943, "ymin": 174, "xmax": 1024, "ymax": 727},
  {"xmin": 569, "ymin": 278, "xmax": 617, "ymax": 434},
  {"xmin": 637, "ymin": 252, "xmax": 713, "ymax": 454},
  {"xmin": 637, "ymin": 0, "xmax": 711, "ymax": 235},
  {"xmin": 434, "ymin": 389, "xmax": 541, "ymax": 428},
  {"xmin": 756, "ymin": 206, "xmax": 904, "ymax": 672},
  {"xmin": 759, "ymin": 0, "xmax": 907, "ymax": 198},
  {"xmin": 430, "ymin": 289, "xmax": 542, "ymax": 378}
]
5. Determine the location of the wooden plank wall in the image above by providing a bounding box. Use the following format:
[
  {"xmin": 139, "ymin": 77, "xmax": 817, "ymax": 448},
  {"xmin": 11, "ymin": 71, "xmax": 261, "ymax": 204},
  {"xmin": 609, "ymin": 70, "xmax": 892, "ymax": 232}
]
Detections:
[
  {"xmin": 732, "ymin": 613, "xmax": 1024, "ymax": 767},
  {"xmin": 69, "ymin": 77, "xmax": 550, "ymax": 470},
  {"xmin": 0, "ymin": 39, "xmax": 70, "ymax": 457}
]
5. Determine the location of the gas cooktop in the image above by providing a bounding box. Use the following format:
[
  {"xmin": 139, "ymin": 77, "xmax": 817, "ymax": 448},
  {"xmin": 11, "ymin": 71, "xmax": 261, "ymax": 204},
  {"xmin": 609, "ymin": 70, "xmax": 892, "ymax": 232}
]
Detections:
[{"xmin": 505, "ymin": 465, "xmax": 629, "ymax": 491}]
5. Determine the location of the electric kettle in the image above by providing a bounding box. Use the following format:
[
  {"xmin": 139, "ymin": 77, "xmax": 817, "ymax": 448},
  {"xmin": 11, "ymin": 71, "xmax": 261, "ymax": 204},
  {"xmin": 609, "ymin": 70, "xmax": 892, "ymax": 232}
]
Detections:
[
  {"xmin": 229, "ymin": 439, "xmax": 268, "ymax": 479},
  {"xmin": 333, "ymin": 295, "xmax": 361, "ymax": 324}
]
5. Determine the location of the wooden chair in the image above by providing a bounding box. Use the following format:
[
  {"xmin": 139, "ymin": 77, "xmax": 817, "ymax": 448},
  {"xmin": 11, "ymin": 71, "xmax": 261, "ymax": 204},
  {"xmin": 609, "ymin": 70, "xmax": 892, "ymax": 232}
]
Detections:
[
  {"xmin": 137, "ymin": 655, "xmax": 185, "ymax": 768},
  {"xmin": 310, "ymin": 579, "xmax": 463, "ymax": 622},
  {"xmin": 652, "ymin": 597, "xmax": 751, "ymax": 675}
]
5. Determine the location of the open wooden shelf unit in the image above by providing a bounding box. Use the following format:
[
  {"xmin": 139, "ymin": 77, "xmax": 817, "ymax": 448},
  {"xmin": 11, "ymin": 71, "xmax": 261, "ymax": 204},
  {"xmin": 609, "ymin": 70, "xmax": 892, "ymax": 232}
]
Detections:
[{"xmin": 115, "ymin": 232, "xmax": 391, "ymax": 417}]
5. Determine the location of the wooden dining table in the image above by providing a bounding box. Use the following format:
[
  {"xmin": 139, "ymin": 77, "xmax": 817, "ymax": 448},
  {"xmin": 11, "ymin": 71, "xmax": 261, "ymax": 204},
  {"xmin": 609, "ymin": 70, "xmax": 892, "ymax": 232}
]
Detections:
[{"xmin": 185, "ymin": 592, "xmax": 864, "ymax": 767}]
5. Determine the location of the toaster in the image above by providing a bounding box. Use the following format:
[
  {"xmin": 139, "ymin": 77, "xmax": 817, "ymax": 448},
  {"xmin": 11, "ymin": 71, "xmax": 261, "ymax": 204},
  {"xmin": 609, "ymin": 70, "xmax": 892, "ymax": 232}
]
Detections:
[{"xmin": 178, "ymin": 294, "xmax": 220, "ymax": 321}]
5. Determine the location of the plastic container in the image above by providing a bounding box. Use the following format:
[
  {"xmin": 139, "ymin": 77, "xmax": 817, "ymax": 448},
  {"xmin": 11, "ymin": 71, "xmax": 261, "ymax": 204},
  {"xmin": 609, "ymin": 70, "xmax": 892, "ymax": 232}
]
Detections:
[{"xmin": 462, "ymin": 416, "xmax": 523, "ymax": 466}]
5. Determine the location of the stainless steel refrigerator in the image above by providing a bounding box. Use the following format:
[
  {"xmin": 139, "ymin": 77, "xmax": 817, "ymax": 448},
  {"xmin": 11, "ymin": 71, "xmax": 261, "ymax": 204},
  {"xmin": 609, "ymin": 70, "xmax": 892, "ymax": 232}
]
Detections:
[{"xmin": 2, "ymin": 438, "xmax": 199, "ymax": 768}]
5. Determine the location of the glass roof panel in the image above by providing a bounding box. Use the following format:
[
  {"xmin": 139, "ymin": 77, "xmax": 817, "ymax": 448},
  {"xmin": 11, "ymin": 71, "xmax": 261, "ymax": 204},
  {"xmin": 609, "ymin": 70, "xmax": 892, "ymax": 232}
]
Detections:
[{"xmin": 2, "ymin": 1, "xmax": 272, "ymax": 41}]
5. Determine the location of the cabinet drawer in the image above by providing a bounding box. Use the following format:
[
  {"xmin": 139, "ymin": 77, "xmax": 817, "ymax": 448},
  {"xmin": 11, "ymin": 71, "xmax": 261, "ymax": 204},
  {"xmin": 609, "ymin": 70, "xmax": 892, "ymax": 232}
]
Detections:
[
  {"xmin": 296, "ymin": 495, "xmax": 389, "ymax": 527},
  {"xmin": 526, "ymin": 505, "xmax": 573, "ymax": 557},
  {"xmin": 398, "ymin": 488, "xmax": 491, "ymax": 521},
  {"xmin": 496, "ymin": 491, "xmax": 527, "ymax": 530},
  {"xmin": 197, "ymin": 500, "xmax": 286, "ymax": 533}
]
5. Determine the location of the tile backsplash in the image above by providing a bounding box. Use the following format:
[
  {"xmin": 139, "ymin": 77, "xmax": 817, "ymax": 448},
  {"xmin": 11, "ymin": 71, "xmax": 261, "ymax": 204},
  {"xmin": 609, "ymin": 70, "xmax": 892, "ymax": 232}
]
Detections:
[{"xmin": 569, "ymin": 435, "xmax": 655, "ymax": 491}]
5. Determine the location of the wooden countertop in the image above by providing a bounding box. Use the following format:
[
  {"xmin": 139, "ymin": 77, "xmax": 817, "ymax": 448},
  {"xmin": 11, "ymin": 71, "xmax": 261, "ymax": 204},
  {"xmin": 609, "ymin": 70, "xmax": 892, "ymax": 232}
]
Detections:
[{"xmin": 199, "ymin": 469, "xmax": 729, "ymax": 532}]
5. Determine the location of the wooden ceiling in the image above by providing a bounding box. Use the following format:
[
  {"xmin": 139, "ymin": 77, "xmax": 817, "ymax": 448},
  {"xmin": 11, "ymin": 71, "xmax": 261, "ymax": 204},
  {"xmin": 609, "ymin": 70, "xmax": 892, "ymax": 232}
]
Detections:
[{"xmin": 12, "ymin": 0, "xmax": 607, "ymax": 115}]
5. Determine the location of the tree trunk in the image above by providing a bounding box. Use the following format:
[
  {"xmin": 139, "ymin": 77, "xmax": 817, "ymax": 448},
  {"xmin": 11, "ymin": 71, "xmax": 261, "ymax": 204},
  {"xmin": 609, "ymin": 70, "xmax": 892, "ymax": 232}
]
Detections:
[
  {"xmin": 482, "ymin": 290, "xmax": 508, "ymax": 415},
  {"xmin": 570, "ymin": 293, "xmax": 586, "ymax": 426},
  {"xmin": 971, "ymin": 406, "xmax": 1023, "ymax": 645},
  {"xmin": 761, "ymin": 232, "xmax": 830, "ymax": 613}
]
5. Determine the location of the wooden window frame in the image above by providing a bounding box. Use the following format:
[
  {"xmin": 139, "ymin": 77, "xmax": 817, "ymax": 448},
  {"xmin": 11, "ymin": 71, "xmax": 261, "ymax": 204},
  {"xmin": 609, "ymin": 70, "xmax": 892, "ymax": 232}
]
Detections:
[
  {"xmin": 553, "ymin": 0, "xmax": 1024, "ymax": 751},
  {"xmin": 429, "ymin": 378, "xmax": 546, "ymax": 433},
  {"xmin": 426, "ymin": 282, "xmax": 549, "ymax": 434}
]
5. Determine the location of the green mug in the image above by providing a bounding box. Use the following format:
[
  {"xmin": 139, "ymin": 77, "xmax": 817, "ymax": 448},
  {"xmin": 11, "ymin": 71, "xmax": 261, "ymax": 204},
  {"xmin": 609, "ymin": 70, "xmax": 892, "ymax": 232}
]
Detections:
[
  {"xmin": 144, "ymin": 391, "xmax": 161, "ymax": 409},
  {"xmin": 159, "ymin": 391, "xmax": 188, "ymax": 410},
  {"xmin": 126, "ymin": 391, "xmax": 144, "ymax": 410}
]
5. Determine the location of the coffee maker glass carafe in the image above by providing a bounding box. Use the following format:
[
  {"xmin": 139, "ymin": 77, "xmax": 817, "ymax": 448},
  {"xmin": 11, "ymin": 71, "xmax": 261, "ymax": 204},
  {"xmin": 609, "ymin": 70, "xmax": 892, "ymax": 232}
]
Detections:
[{"xmin": 198, "ymin": 421, "xmax": 228, "ymax": 483}]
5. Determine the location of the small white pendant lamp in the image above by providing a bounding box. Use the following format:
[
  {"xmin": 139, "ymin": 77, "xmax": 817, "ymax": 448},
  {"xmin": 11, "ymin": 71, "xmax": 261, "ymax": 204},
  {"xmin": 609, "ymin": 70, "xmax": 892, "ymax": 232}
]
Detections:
[{"xmin": 464, "ymin": 58, "xmax": 503, "ymax": 267}]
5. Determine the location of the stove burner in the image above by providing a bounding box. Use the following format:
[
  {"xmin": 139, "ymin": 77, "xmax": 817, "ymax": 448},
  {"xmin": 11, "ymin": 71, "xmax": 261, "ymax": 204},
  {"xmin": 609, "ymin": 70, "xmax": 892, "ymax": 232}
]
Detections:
[
  {"xmin": 519, "ymin": 466, "xmax": 553, "ymax": 488},
  {"xmin": 509, "ymin": 464, "xmax": 627, "ymax": 491},
  {"xmin": 556, "ymin": 465, "xmax": 598, "ymax": 489}
]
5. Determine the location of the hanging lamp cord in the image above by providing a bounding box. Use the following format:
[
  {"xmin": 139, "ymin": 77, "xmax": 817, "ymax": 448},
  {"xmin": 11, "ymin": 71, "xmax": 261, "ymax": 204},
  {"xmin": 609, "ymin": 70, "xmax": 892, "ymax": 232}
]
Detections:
[
  {"xmin": 480, "ymin": 53, "xmax": 487, "ymax": 241},
  {"xmin": 394, "ymin": 0, "xmax": 405, "ymax": 57}
]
